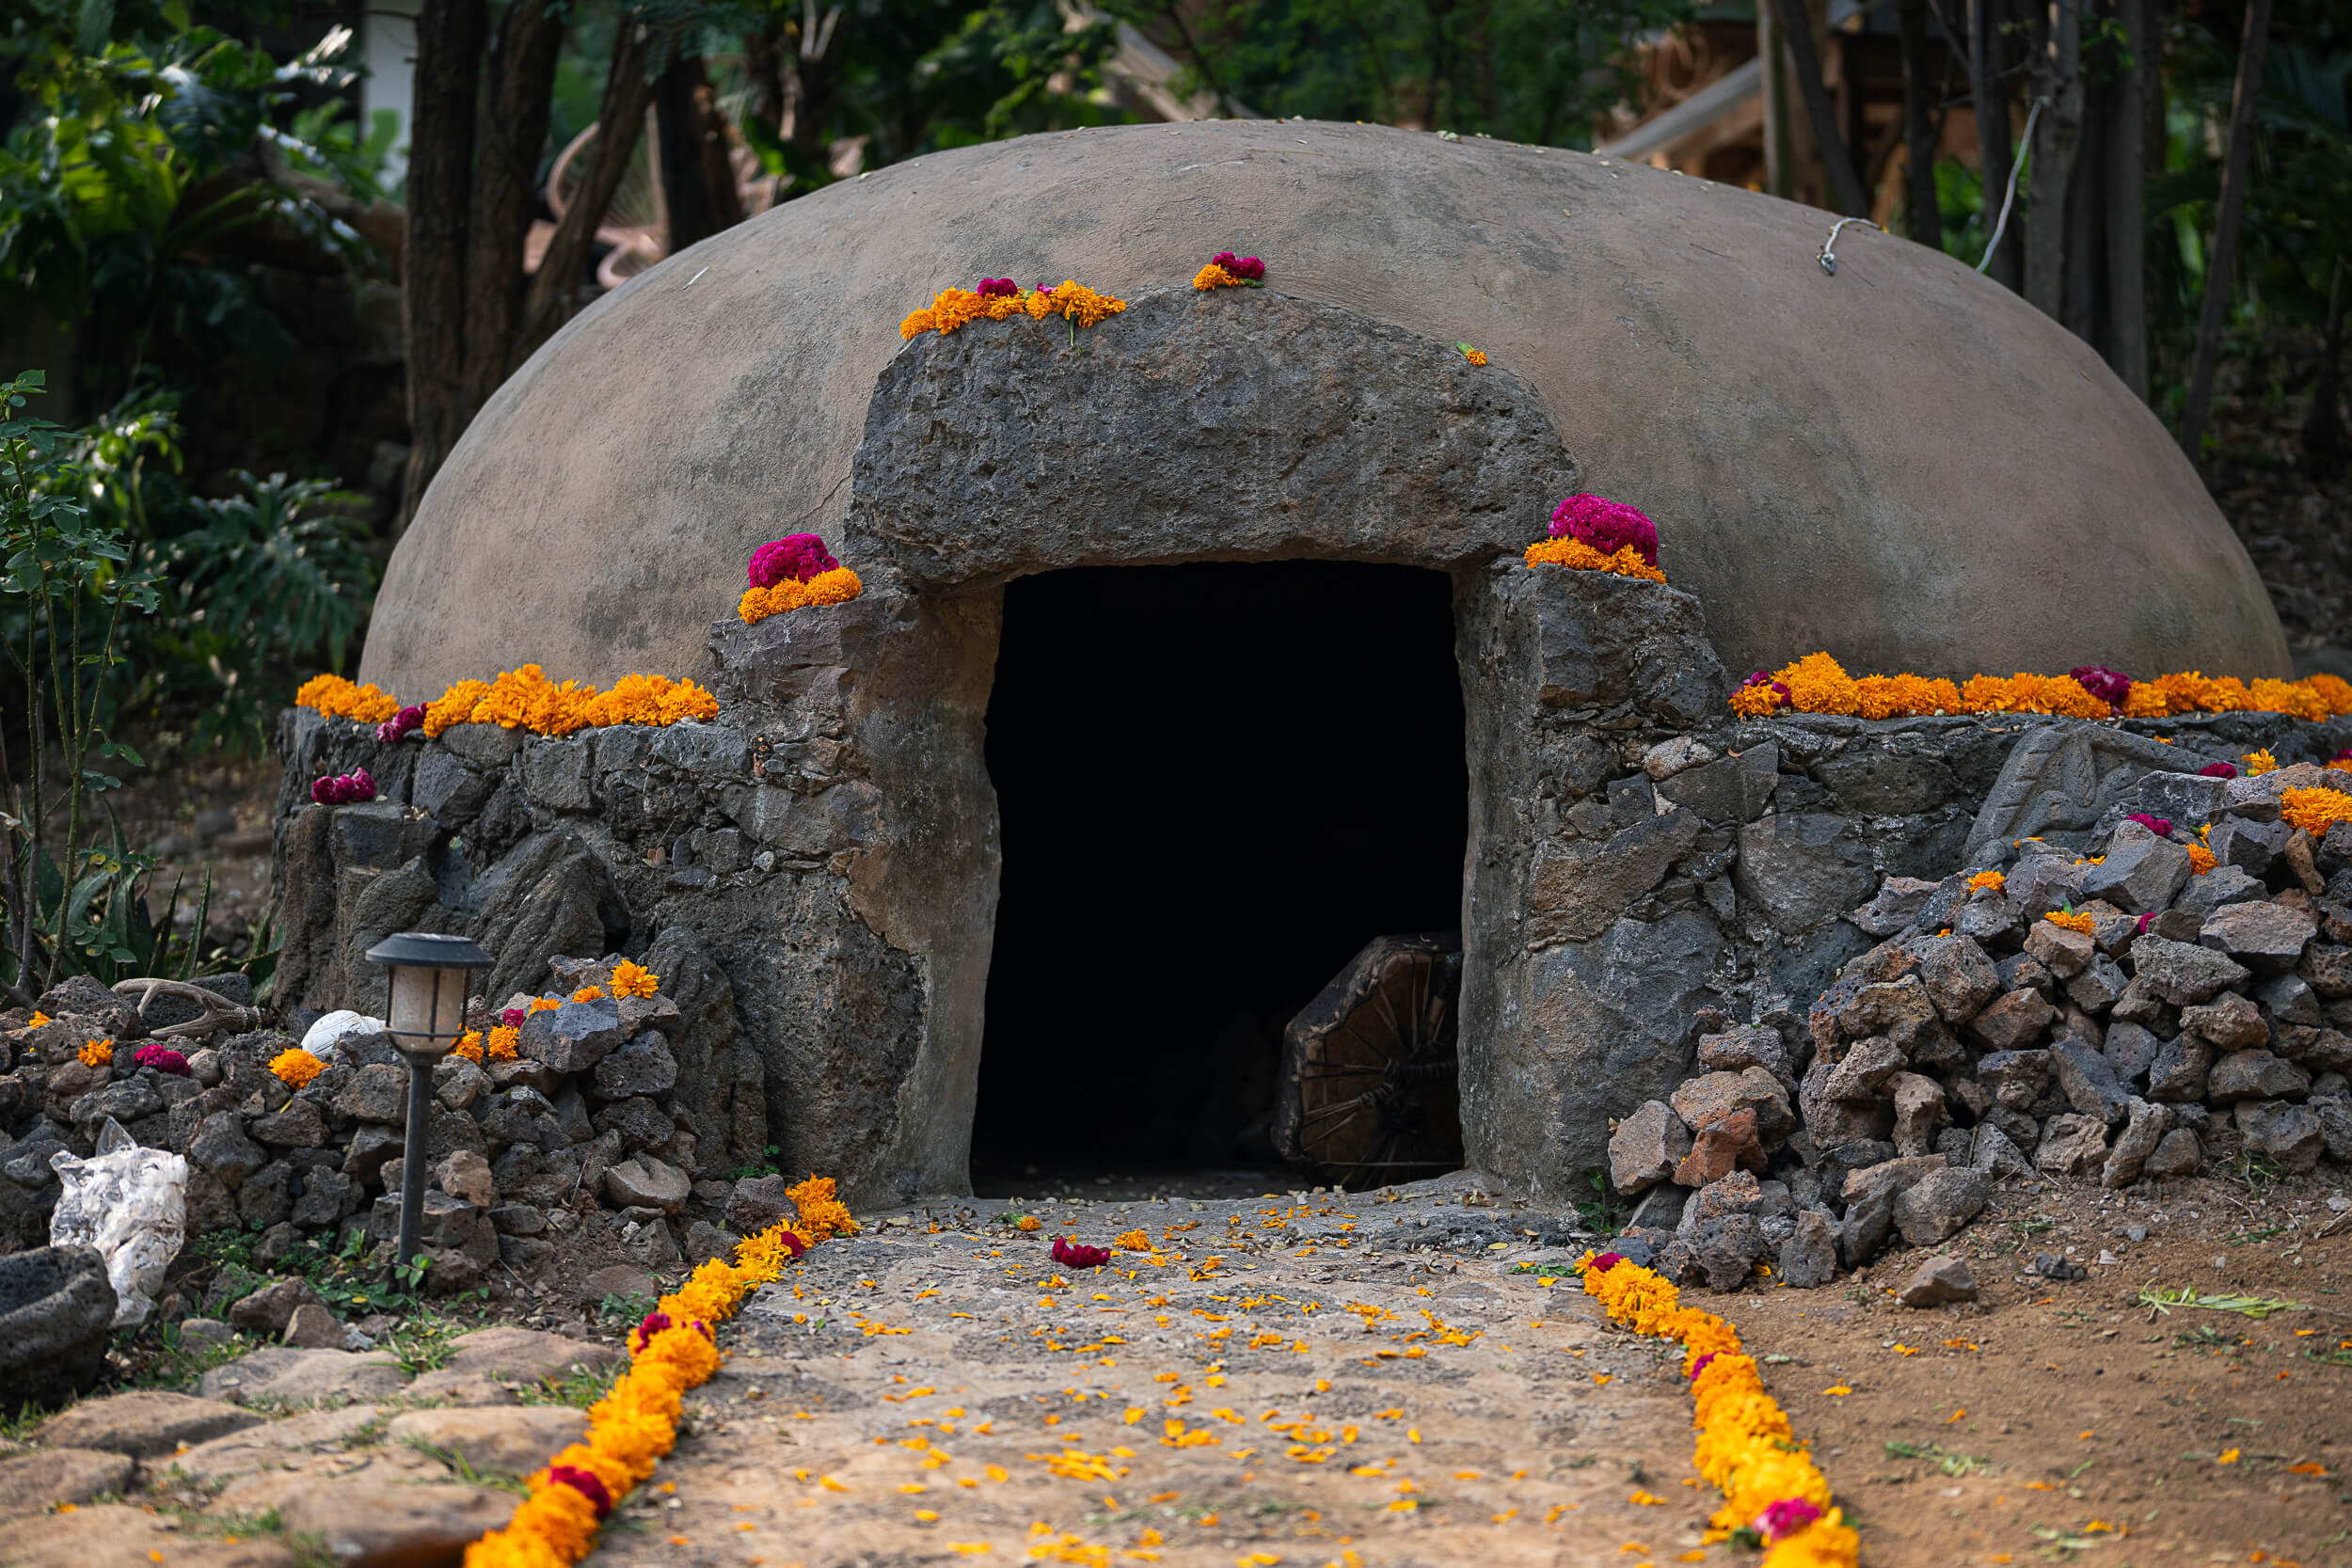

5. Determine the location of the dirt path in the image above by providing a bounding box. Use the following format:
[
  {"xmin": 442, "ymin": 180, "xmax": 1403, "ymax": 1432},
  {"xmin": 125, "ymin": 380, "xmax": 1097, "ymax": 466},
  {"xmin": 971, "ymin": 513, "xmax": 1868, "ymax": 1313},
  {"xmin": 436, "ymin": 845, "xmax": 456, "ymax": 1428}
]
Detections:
[{"xmin": 595, "ymin": 1175, "xmax": 1710, "ymax": 1568}]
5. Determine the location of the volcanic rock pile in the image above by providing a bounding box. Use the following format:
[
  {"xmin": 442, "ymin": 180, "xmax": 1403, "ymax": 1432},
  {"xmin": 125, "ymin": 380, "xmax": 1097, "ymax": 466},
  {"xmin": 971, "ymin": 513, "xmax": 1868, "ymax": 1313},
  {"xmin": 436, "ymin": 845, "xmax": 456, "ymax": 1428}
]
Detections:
[
  {"xmin": 0, "ymin": 942, "xmax": 770, "ymax": 1294},
  {"xmin": 1610, "ymin": 761, "xmax": 2352, "ymax": 1291}
]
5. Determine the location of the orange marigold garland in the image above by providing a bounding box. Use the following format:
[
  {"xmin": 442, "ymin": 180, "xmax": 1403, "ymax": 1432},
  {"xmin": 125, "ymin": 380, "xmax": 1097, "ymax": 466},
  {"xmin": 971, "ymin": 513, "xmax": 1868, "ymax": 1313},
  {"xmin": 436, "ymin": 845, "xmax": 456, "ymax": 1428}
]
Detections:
[
  {"xmin": 1522, "ymin": 536, "xmax": 1667, "ymax": 584},
  {"xmin": 1577, "ymin": 1252, "xmax": 1858, "ymax": 1568},
  {"xmin": 306, "ymin": 669, "xmax": 719, "ymax": 739},
  {"xmin": 294, "ymin": 673, "xmax": 401, "ymax": 725},
  {"xmin": 739, "ymin": 566, "xmax": 864, "ymax": 626},
  {"xmin": 2280, "ymin": 785, "xmax": 2352, "ymax": 838},
  {"xmin": 901, "ymin": 278, "xmax": 1127, "ymax": 340},
  {"xmin": 1726, "ymin": 652, "xmax": 2352, "ymax": 724},
  {"xmin": 462, "ymin": 1180, "xmax": 847, "ymax": 1568}
]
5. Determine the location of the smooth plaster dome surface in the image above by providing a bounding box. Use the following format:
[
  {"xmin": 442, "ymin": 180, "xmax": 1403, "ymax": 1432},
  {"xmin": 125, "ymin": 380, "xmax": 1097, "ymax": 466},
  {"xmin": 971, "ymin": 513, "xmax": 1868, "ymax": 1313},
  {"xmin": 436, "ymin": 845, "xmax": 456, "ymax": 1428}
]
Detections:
[{"xmin": 363, "ymin": 119, "xmax": 2285, "ymax": 696}]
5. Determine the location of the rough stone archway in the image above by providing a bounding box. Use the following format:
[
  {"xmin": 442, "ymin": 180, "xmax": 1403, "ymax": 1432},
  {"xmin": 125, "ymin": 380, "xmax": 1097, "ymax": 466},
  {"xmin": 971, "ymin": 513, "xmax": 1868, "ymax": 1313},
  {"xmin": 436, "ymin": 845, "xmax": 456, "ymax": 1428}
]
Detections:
[{"xmin": 700, "ymin": 290, "xmax": 1588, "ymax": 1200}]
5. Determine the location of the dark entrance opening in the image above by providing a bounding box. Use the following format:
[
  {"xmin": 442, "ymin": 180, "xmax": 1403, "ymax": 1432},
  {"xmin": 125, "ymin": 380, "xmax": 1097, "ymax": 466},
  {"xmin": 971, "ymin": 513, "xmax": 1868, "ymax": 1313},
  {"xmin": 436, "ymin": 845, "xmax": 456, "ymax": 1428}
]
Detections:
[{"xmin": 971, "ymin": 561, "xmax": 1469, "ymax": 1196}]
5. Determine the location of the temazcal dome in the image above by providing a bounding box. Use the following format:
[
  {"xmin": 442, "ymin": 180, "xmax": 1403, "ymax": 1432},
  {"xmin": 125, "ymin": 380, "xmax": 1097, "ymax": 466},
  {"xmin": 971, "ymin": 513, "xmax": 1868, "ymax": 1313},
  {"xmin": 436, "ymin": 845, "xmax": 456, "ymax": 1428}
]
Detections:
[{"xmin": 363, "ymin": 119, "xmax": 2285, "ymax": 698}]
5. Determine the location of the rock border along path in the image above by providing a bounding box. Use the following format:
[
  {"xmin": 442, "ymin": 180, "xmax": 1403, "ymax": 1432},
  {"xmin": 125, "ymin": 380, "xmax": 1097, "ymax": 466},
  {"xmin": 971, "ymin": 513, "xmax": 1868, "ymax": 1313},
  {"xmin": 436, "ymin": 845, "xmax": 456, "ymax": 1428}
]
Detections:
[{"xmin": 590, "ymin": 1175, "xmax": 1712, "ymax": 1568}]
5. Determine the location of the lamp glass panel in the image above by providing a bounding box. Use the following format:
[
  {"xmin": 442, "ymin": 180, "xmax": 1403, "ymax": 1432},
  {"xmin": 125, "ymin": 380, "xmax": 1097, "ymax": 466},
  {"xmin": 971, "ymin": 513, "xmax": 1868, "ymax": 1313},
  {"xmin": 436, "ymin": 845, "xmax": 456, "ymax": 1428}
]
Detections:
[{"xmin": 386, "ymin": 964, "xmax": 469, "ymax": 1054}]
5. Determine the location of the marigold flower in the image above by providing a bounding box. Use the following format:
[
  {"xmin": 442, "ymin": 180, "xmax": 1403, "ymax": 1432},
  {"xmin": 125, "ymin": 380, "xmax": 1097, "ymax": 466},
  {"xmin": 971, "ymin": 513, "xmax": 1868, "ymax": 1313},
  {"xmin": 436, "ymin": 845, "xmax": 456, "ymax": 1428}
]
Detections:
[
  {"xmin": 528, "ymin": 996, "xmax": 561, "ymax": 1014},
  {"xmin": 78, "ymin": 1038, "xmax": 112, "ymax": 1068},
  {"xmin": 1522, "ymin": 535, "xmax": 1667, "ymax": 584},
  {"xmin": 1967, "ymin": 870, "xmax": 2005, "ymax": 893},
  {"xmin": 1052, "ymin": 1238, "xmax": 1113, "ymax": 1269},
  {"xmin": 2308, "ymin": 674, "xmax": 2352, "ymax": 716},
  {"xmin": 2042, "ymin": 910, "xmax": 2096, "ymax": 936},
  {"xmin": 609, "ymin": 960, "xmax": 660, "ymax": 1000},
  {"xmin": 739, "ymin": 566, "xmax": 866, "ymax": 625},
  {"xmin": 1775, "ymin": 653, "xmax": 1860, "ymax": 717},
  {"xmin": 1548, "ymin": 492, "xmax": 1660, "ymax": 565},
  {"xmin": 787, "ymin": 1174, "xmax": 860, "ymax": 1242},
  {"xmin": 2242, "ymin": 749, "xmax": 2278, "ymax": 775},
  {"xmin": 1463, "ymin": 347, "xmax": 1488, "ymax": 366},
  {"xmin": 25, "ymin": 1012, "xmax": 50, "ymax": 1028},
  {"xmin": 294, "ymin": 673, "xmax": 401, "ymax": 725},
  {"xmin": 485, "ymin": 1025, "xmax": 519, "ymax": 1062},
  {"xmin": 2280, "ymin": 786, "xmax": 2352, "ymax": 837},
  {"xmin": 571, "ymin": 987, "xmax": 605, "ymax": 1005},
  {"xmin": 1115, "ymin": 1229, "xmax": 1151, "ymax": 1251},
  {"xmin": 1192, "ymin": 262, "xmax": 1242, "ymax": 291},
  {"xmin": 1727, "ymin": 685, "xmax": 1783, "ymax": 718},
  {"xmin": 452, "ymin": 1030, "xmax": 485, "ymax": 1064},
  {"xmin": 2187, "ymin": 843, "xmax": 2217, "ymax": 875},
  {"xmin": 270, "ymin": 1047, "xmax": 326, "ymax": 1089},
  {"xmin": 1016, "ymin": 1214, "xmax": 1041, "ymax": 1232}
]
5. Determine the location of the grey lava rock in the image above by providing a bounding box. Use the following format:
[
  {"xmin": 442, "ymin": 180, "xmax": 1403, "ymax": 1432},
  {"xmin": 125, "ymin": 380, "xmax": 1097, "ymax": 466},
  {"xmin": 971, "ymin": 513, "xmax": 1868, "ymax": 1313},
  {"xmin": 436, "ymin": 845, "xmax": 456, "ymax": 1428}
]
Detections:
[
  {"xmin": 592, "ymin": 1031, "xmax": 679, "ymax": 1101},
  {"xmin": 0, "ymin": 1246, "xmax": 117, "ymax": 1410},
  {"xmin": 2235, "ymin": 1100, "xmax": 2326, "ymax": 1173},
  {"xmin": 1607, "ymin": 1101, "xmax": 1692, "ymax": 1195},
  {"xmin": 2101, "ymin": 1099, "xmax": 2174, "ymax": 1188},
  {"xmin": 1897, "ymin": 1254, "xmax": 1979, "ymax": 1307},
  {"xmin": 518, "ymin": 998, "xmax": 627, "ymax": 1074},
  {"xmin": 1891, "ymin": 1166, "xmax": 1990, "ymax": 1245},
  {"xmin": 2128, "ymin": 936, "xmax": 2251, "ymax": 1006},
  {"xmin": 1776, "ymin": 1211, "xmax": 1838, "ymax": 1289}
]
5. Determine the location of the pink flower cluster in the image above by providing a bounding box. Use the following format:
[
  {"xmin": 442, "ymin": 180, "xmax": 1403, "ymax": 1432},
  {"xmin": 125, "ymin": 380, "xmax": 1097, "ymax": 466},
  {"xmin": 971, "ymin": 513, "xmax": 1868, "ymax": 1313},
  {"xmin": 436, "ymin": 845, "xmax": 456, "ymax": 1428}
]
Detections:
[
  {"xmin": 977, "ymin": 277, "xmax": 1021, "ymax": 298},
  {"xmin": 134, "ymin": 1042, "xmax": 191, "ymax": 1077},
  {"xmin": 747, "ymin": 533, "xmax": 840, "ymax": 588},
  {"xmin": 1212, "ymin": 251, "xmax": 1265, "ymax": 282},
  {"xmin": 2125, "ymin": 813, "xmax": 2173, "ymax": 837},
  {"xmin": 548, "ymin": 1465, "xmax": 614, "ymax": 1519},
  {"xmin": 501, "ymin": 1006, "xmax": 528, "ymax": 1028},
  {"xmin": 2069, "ymin": 665, "xmax": 2132, "ymax": 707},
  {"xmin": 2200, "ymin": 762, "xmax": 2238, "ymax": 779},
  {"xmin": 375, "ymin": 705, "xmax": 425, "ymax": 745},
  {"xmin": 1757, "ymin": 1498, "xmax": 1823, "ymax": 1543},
  {"xmin": 310, "ymin": 768, "xmax": 376, "ymax": 805},
  {"xmin": 1588, "ymin": 1251, "xmax": 1625, "ymax": 1272},
  {"xmin": 1740, "ymin": 670, "xmax": 1792, "ymax": 710},
  {"xmin": 1051, "ymin": 1237, "xmax": 1112, "ymax": 1269},
  {"xmin": 1548, "ymin": 493, "xmax": 1659, "ymax": 565}
]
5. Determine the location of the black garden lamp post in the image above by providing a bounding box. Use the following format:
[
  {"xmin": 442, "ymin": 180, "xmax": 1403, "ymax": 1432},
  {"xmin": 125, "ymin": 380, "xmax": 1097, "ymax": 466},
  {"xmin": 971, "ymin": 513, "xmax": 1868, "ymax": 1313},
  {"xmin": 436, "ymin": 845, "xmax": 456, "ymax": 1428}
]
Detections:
[{"xmin": 366, "ymin": 932, "xmax": 492, "ymax": 1265}]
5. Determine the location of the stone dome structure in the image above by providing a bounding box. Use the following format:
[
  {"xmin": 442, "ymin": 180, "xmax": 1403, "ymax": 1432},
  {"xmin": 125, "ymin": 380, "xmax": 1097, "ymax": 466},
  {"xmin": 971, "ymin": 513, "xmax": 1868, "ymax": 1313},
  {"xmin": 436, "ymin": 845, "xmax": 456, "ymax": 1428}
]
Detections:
[{"xmin": 363, "ymin": 119, "xmax": 2284, "ymax": 698}]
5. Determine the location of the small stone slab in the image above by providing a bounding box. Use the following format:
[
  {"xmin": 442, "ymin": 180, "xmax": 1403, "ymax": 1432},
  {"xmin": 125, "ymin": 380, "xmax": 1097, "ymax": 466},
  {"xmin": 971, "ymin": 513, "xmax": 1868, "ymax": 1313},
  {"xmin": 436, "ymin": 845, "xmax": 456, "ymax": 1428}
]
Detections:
[
  {"xmin": 163, "ymin": 1403, "xmax": 388, "ymax": 1485},
  {"xmin": 197, "ymin": 1346, "xmax": 410, "ymax": 1406},
  {"xmin": 1898, "ymin": 1254, "xmax": 1980, "ymax": 1307},
  {"xmin": 39, "ymin": 1389, "xmax": 262, "ymax": 1457},
  {"xmin": 436, "ymin": 1326, "xmax": 622, "ymax": 1385},
  {"xmin": 253, "ymin": 1479, "xmax": 513, "ymax": 1568},
  {"xmin": 386, "ymin": 1407, "xmax": 590, "ymax": 1476},
  {"xmin": 0, "ymin": 1447, "xmax": 133, "ymax": 1520}
]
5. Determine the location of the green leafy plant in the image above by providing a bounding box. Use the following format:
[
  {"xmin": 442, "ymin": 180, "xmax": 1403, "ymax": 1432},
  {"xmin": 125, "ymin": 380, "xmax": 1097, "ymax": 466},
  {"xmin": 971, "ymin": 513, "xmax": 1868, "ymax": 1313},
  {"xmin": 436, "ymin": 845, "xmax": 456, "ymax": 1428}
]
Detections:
[
  {"xmin": 2137, "ymin": 1285, "xmax": 2305, "ymax": 1319},
  {"xmin": 0, "ymin": 369, "xmax": 175, "ymax": 1002}
]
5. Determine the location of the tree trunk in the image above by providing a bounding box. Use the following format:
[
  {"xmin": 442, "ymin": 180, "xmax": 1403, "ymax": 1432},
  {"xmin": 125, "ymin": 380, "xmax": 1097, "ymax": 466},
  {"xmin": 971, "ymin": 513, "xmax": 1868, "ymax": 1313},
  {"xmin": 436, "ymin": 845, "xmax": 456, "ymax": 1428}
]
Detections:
[
  {"xmin": 2102, "ymin": 0, "xmax": 2148, "ymax": 397},
  {"xmin": 2303, "ymin": 258, "xmax": 2345, "ymax": 478},
  {"xmin": 519, "ymin": 13, "xmax": 661, "ymax": 359},
  {"xmin": 1897, "ymin": 0, "xmax": 1944, "ymax": 247},
  {"xmin": 459, "ymin": 0, "xmax": 564, "ymax": 415},
  {"xmin": 399, "ymin": 0, "xmax": 488, "ymax": 533},
  {"xmin": 2064, "ymin": 82, "xmax": 2103, "ymax": 344},
  {"xmin": 2025, "ymin": 0, "xmax": 2085, "ymax": 318},
  {"xmin": 1969, "ymin": 0, "xmax": 2020, "ymax": 288},
  {"xmin": 1770, "ymin": 0, "xmax": 1871, "ymax": 214},
  {"xmin": 652, "ymin": 52, "xmax": 742, "ymax": 255},
  {"xmin": 2176, "ymin": 0, "xmax": 2274, "ymax": 460}
]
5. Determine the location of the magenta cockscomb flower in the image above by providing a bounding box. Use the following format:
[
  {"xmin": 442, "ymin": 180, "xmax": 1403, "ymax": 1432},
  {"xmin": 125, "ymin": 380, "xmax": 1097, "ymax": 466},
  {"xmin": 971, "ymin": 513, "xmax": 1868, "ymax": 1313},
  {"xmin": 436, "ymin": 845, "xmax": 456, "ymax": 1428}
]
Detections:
[
  {"xmin": 977, "ymin": 277, "xmax": 1020, "ymax": 298},
  {"xmin": 2069, "ymin": 665, "xmax": 2131, "ymax": 707},
  {"xmin": 1549, "ymin": 493, "xmax": 1660, "ymax": 565},
  {"xmin": 2125, "ymin": 814, "xmax": 2172, "ymax": 837},
  {"xmin": 134, "ymin": 1043, "xmax": 191, "ymax": 1076},
  {"xmin": 375, "ymin": 705, "xmax": 425, "ymax": 745},
  {"xmin": 1757, "ymin": 1497, "xmax": 1824, "ymax": 1542},
  {"xmin": 2200, "ymin": 762, "xmax": 2238, "ymax": 780},
  {"xmin": 1688, "ymin": 1351, "xmax": 1717, "ymax": 1380},
  {"xmin": 501, "ymin": 1006, "xmax": 528, "ymax": 1029},
  {"xmin": 1212, "ymin": 251, "xmax": 1266, "ymax": 282},
  {"xmin": 310, "ymin": 768, "xmax": 376, "ymax": 805},
  {"xmin": 1051, "ymin": 1238, "xmax": 1113, "ymax": 1269},
  {"xmin": 548, "ymin": 1465, "xmax": 614, "ymax": 1519},
  {"xmin": 1588, "ymin": 1252, "xmax": 1626, "ymax": 1273},
  {"xmin": 748, "ymin": 534, "xmax": 840, "ymax": 589}
]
